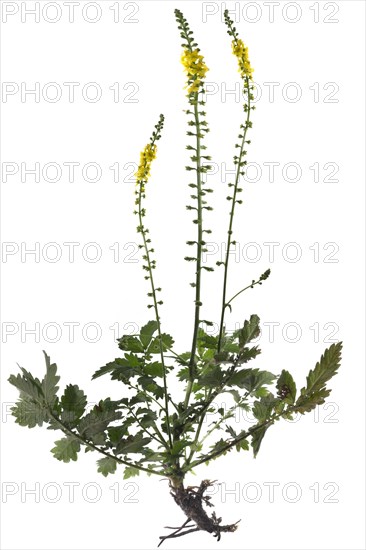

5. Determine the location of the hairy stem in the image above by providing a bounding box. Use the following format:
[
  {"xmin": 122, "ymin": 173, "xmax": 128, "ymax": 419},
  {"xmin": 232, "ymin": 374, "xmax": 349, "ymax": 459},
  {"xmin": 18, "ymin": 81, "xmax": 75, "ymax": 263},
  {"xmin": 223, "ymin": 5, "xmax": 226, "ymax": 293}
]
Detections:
[
  {"xmin": 218, "ymin": 75, "xmax": 252, "ymax": 352},
  {"xmin": 137, "ymin": 182, "xmax": 173, "ymax": 448}
]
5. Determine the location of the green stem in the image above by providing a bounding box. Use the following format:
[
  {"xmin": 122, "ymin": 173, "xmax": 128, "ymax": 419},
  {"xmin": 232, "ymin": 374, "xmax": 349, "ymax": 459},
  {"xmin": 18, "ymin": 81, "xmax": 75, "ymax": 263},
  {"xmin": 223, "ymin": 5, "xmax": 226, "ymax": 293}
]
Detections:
[
  {"xmin": 226, "ymin": 277, "xmax": 265, "ymax": 309},
  {"xmin": 184, "ymin": 412, "xmax": 281, "ymax": 472},
  {"xmin": 184, "ymin": 84, "xmax": 204, "ymax": 410},
  {"xmin": 48, "ymin": 410, "xmax": 164, "ymax": 477},
  {"xmin": 127, "ymin": 406, "xmax": 169, "ymax": 450},
  {"xmin": 218, "ymin": 75, "xmax": 252, "ymax": 352},
  {"xmin": 137, "ymin": 191, "xmax": 173, "ymax": 448}
]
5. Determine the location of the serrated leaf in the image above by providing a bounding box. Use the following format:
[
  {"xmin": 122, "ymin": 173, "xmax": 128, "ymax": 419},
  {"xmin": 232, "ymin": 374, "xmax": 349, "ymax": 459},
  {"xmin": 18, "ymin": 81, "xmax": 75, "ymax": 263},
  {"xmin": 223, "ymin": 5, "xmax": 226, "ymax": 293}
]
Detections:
[
  {"xmin": 228, "ymin": 368, "xmax": 276, "ymax": 391},
  {"xmin": 294, "ymin": 343, "xmax": 342, "ymax": 414},
  {"xmin": 78, "ymin": 399, "xmax": 122, "ymax": 443},
  {"xmin": 252, "ymin": 401, "xmax": 270, "ymax": 422},
  {"xmin": 118, "ymin": 336, "xmax": 144, "ymax": 353},
  {"xmin": 140, "ymin": 321, "xmax": 158, "ymax": 348},
  {"xmin": 237, "ymin": 346, "xmax": 261, "ymax": 364},
  {"xmin": 123, "ymin": 466, "xmax": 140, "ymax": 479},
  {"xmin": 225, "ymin": 389, "xmax": 241, "ymax": 403},
  {"xmin": 235, "ymin": 315, "xmax": 260, "ymax": 347},
  {"xmin": 60, "ymin": 385, "xmax": 87, "ymax": 424},
  {"xmin": 197, "ymin": 329, "xmax": 218, "ymax": 354},
  {"xmin": 97, "ymin": 457, "xmax": 118, "ymax": 477},
  {"xmin": 108, "ymin": 424, "xmax": 131, "ymax": 445},
  {"xmin": 51, "ymin": 437, "xmax": 80, "ymax": 462},
  {"xmin": 8, "ymin": 368, "xmax": 43, "ymax": 401},
  {"xmin": 294, "ymin": 388, "xmax": 331, "ymax": 413},
  {"xmin": 92, "ymin": 356, "xmax": 142, "ymax": 382},
  {"xmin": 198, "ymin": 365, "xmax": 225, "ymax": 388},
  {"xmin": 276, "ymin": 370, "xmax": 296, "ymax": 404},
  {"xmin": 236, "ymin": 439, "xmax": 249, "ymax": 452},
  {"xmin": 116, "ymin": 433, "xmax": 151, "ymax": 455},
  {"xmin": 302, "ymin": 342, "xmax": 342, "ymax": 396},
  {"xmin": 148, "ymin": 334, "xmax": 174, "ymax": 354},
  {"xmin": 41, "ymin": 352, "xmax": 60, "ymax": 406},
  {"xmin": 11, "ymin": 397, "xmax": 49, "ymax": 428},
  {"xmin": 144, "ymin": 361, "xmax": 163, "ymax": 378},
  {"xmin": 251, "ymin": 425, "xmax": 269, "ymax": 458}
]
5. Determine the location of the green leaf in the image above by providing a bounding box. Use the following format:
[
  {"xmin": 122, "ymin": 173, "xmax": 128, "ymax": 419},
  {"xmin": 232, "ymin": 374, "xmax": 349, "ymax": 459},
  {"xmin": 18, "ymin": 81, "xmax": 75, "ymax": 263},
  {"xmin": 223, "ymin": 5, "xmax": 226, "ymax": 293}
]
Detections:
[
  {"xmin": 51, "ymin": 437, "xmax": 80, "ymax": 462},
  {"xmin": 302, "ymin": 342, "xmax": 342, "ymax": 395},
  {"xmin": 294, "ymin": 388, "xmax": 331, "ymax": 413},
  {"xmin": 276, "ymin": 370, "xmax": 296, "ymax": 404},
  {"xmin": 294, "ymin": 343, "xmax": 342, "ymax": 414},
  {"xmin": 116, "ymin": 433, "xmax": 151, "ymax": 455},
  {"xmin": 171, "ymin": 440, "xmax": 190, "ymax": 457},
  {"xmin": 9, "ymin": 368, "xmax": 43, "ymax": 401},
  {"xmin": 197, "ymin": 329, "xmax": 218, "ymax": 354},
  {"xmin": 140, "ymin": 321, "xmax": 158, "ymax": 348},
  {"xmin": 11, "ymin": 397, "xmax": 49, "ymax": 428},
  {"xmin": 41, "ymin": 352, "xmax": 60, "ymax": 406},
  {"xmin": 60, "ymin": 385, "xmax": 87, "ymax": 424},
  {"xmin": 92, "ymin": 356, "xmax": 142, "ymax": 382},
  {"xmin": 251, "ymin": 425, "xmax": 269, "ymax": 458},
  {"xmin": 209, "ymin": 438, "xmax": 229, "ymax": 456},
  {"xmin": 237, "ymin": 346, "xmax": 261, "ymax": 364},
  {"xmin": 228, "ymin": 368, "xmax": 276, "ymax": 391},
  {"xmin": 137, "ymin": 376, "xmax": 164, "ymax": 398},
  {"xmin": 78, "ymin": 399, "xmax": 122, "ymax": 443},
  {"xmin": 118, "ymin": 336, "xmax": 144, "ymax": 353},
  {"xmin": 178, "ymin": 367, "xmax": 190, "ymax": 381},
  {"xmin": 108, "ymin": 424, "xmax": 131, "ymax": 445},
  {"xmin": 148, "ymin": 334, "xmax": 174, "ymax": 354},
  {"xmin": 235, "ymin": 314, "xmax": 260, "ymax": 347},
  {"xmin": 236, "ymin": 439, "xmax": 249, "ymax": 452},
  {"xmin": 144, "ymin": 361, "xmax": 164, "ymax": 378},
  {"xmin": 198, "ymin": 365, "xmax": 225, "ymax": 388},
  {"xmin": 123, "ymin": 466, "xmax": 140, "ymax": 479},
  {"xmin": 97, "ymin": 457, "xmax": 118, "ymax": 477},
  {"xmin": 252, "ymin": 401, "xmax": 270, "ymax": 422},
  {"xmin": 225, "ymin": 389, "xmax": 241, "ymax": 403}
]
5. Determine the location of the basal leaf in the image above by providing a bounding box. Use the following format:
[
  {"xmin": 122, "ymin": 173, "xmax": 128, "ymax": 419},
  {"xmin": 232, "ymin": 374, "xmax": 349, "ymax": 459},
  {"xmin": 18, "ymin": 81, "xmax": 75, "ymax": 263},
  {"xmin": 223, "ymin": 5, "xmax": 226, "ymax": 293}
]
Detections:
[
  {"xmin": 78, "ymin": 399, "xmax": 122, "ymax": 443},
  {"xmin": 116, "ymin": 433, "xmax": 151, "ymax": 455},
  {"xmin": 8, "ymin": 368, "xmax": 43, "ymax": 401},
  {"xmin": 123, "ymin": 466, "xmax": 140, "ymax": 479},
  {"xmin": 60, "ymin": 385, "xmax": 87, "ymax": 424},
  {"xmin": 51, "ymin": 437, "xmax": 80, "ymax": 462},
  {"xmin": 41, "ymin": 352, "xmax": 60, "ymax": 406},
  {"xmin": 97, "ymin": 457, "xmax": 118, "ymax": 477},
  {"xmin": 11, "ymin": 397, "xmax": 49, "ymax": 428}
]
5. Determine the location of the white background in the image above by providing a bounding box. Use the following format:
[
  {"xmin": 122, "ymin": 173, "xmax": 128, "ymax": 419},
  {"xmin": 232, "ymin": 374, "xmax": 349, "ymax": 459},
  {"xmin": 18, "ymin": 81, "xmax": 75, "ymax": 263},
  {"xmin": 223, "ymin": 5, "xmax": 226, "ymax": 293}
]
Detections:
[{"xmin": 0, "ymin": 1, "xmax": 365, "ymax": 549}]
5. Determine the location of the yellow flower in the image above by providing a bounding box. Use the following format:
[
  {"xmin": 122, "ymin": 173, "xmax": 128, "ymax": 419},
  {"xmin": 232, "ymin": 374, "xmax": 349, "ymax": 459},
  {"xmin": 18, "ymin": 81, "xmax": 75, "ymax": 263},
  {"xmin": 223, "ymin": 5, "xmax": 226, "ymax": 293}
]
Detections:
[
  {"xmin": 232, "ymin": 39, "xmax": 253, "ymax": 79},
  {"xmin": 181, "ymin": 48, "xmax": 209, "ymax": 94},
  {"xmin": 135, "ymin": 143, "xmax": 157, "ymax": 184}
]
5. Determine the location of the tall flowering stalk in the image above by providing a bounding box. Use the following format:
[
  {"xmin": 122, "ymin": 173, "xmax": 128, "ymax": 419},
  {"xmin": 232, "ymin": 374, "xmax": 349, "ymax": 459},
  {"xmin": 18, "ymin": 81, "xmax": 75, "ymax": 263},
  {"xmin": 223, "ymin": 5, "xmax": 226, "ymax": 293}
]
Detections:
[
  {"xmin": 217, "ymin": 10, "xmax": 269, "ymax": 353},
  {"xmin": 134, "ymin": 114, "xmax": 173, "ymax": 449},
  {"xmin": 175, "ymin": 9, "xmax": 214, "ymax": 410},
  {"xmin": 8, "ymin": 9, "xmax": 342, "ymax": 548}
]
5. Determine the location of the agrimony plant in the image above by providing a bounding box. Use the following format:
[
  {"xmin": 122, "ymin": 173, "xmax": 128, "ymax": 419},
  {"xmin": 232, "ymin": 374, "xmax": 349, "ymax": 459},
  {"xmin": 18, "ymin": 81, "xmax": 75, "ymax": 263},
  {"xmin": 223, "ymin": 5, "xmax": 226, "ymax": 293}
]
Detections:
[{"xmin": 9, "ymin": 10, "xmax": 342, "ymax": 546}]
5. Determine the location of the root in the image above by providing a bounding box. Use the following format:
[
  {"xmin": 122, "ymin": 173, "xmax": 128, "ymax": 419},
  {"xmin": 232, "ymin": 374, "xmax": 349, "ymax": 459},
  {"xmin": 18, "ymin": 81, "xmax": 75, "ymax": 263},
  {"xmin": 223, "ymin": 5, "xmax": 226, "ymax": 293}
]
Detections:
[{"xmin": 158, "ymin": 480, "xmax": 240, "ymax": 546}]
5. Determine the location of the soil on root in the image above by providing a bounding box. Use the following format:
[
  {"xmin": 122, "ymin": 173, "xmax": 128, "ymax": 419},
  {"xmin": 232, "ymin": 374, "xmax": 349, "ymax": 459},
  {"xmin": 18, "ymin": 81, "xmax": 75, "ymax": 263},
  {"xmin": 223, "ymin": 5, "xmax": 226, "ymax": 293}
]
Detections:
[{"xmin": 158, "ymin": 479, "xmax": 240, "ymax": 546}]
